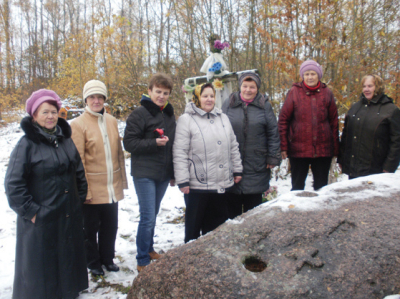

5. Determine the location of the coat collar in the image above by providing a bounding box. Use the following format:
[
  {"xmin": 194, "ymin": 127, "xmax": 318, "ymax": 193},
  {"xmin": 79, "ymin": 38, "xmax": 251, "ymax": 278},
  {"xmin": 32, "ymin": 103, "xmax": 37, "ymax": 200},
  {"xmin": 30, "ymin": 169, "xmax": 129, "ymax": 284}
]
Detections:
[
  {"xmin": 293, "ymin": 81, "xmax": 327, "ymax": 95},
  {"xmin": 361, "ymin": 93, "xmax": 393, "ymax": 105},
  {"xmin": 140, "ymin": 95, "xmax": 174, "ymax": 117},
  {"xmin": 20, "ymin": 116, "xmax": 71, "ymax": 144},
  {"xmin": 229, "ymin": 91, "xmax": 266, "ymax": 109},
  {"xmin": 184, "ymin": 102, "xmax": 221, "ymax": 116},
  {"xmin": 85, "ymin": 106, "xmax": 106, "ymax": 118}
]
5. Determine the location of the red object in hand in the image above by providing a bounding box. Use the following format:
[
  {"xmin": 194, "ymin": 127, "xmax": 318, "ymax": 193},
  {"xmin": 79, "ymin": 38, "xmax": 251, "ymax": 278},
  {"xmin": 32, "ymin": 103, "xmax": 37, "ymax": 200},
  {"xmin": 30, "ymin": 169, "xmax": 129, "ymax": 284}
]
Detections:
[{"xmin": 154, "ymin": 128, "xmax": 166, "ymax": 138}]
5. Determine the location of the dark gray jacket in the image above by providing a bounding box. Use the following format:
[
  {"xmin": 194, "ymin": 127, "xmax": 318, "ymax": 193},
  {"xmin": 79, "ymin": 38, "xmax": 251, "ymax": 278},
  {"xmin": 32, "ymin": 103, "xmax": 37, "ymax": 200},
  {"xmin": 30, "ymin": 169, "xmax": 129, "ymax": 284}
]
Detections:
[{"xmin": 222, "ymin": 92, "xmax": 281, "ymax": 194}]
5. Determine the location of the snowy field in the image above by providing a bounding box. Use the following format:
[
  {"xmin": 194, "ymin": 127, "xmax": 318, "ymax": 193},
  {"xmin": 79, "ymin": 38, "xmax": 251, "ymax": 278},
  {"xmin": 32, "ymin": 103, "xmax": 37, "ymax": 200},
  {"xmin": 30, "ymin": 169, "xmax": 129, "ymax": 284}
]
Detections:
[{"xmin": 0, "ymin": 119, "xmax": 399, "ymax": 299}]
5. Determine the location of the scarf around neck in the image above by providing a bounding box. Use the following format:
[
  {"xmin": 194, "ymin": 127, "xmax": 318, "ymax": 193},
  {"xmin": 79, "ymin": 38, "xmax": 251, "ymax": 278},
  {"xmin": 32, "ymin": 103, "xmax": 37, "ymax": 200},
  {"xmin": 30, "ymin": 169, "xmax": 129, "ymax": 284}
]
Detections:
[
  {"xmin": 34, "ymin": 122, "xmax": 57, "ymax": 135},
  {"xmin": 240, "ymin": 94, "xmax": 255, "ymax": 105},
  {"xmin": 303, "ymin": 81, "xmax": 321, "ymax": 91}
]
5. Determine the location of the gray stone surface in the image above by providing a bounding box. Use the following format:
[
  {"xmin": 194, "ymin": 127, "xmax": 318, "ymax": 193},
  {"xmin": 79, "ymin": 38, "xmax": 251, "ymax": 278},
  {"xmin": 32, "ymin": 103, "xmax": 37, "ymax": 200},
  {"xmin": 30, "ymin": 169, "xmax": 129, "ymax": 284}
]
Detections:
[{"xmin": 128, "ymin": 179, "xmax": 400, "ymax": 299}]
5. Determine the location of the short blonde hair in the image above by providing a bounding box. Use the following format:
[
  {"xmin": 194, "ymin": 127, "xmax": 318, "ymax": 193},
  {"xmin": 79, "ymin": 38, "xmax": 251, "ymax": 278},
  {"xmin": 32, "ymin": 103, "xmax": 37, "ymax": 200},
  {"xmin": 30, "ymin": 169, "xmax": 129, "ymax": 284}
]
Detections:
[{"xmin": 361, "ymin": 74, "xmax": 385, "ymax": 95}]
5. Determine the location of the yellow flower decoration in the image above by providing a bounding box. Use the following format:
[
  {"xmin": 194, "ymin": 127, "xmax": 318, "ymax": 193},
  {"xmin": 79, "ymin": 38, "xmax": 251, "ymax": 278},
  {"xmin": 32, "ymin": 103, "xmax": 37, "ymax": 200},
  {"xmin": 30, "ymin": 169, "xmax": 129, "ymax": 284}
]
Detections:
[{"xmin": 212, "ymin": 79, "xmax": 224, "ymax": 91}]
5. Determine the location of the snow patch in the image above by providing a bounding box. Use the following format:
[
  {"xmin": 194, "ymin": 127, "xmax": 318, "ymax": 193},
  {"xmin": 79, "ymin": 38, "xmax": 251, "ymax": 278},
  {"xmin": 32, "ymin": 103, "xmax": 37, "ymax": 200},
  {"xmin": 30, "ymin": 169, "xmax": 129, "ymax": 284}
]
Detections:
[{"xmin": 250, "ymin": 173, "xmax": 400, "ymax": 217}]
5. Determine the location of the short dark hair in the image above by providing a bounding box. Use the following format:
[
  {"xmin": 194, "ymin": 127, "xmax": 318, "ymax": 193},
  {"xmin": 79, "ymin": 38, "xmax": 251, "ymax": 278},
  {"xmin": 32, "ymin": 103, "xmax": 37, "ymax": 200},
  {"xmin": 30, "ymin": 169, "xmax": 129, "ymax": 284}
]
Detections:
[
  {"xmin": 200, "ymin": 83, "xmax": 215, "ymax": 96},
  {"xmin": 148, "ymin": 73, "xmax": 174, "ymax": 93}
]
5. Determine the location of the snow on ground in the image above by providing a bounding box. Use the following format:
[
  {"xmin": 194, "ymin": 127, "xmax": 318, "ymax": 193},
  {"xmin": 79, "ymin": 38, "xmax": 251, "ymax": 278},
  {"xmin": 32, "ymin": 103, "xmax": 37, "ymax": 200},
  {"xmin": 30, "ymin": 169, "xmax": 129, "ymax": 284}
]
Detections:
[
  {"xmin": 248, "ymin": 172, "xmax": 400, "ymax": 218},
  {"xmin": 0, "ymin": 121, "xmax": 186, "ymax": 299},
  {"xmin": 0, "ymin": 120, "xmax": 399, "ymax": 299}
]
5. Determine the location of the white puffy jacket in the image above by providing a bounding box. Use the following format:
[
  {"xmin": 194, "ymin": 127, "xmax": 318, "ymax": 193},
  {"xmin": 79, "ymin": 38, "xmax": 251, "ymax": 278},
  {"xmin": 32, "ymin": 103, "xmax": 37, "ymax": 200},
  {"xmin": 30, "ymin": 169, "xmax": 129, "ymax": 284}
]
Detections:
[{"xmin": 173, "ymin": 102, "xmax": 242, "ymax": 193}]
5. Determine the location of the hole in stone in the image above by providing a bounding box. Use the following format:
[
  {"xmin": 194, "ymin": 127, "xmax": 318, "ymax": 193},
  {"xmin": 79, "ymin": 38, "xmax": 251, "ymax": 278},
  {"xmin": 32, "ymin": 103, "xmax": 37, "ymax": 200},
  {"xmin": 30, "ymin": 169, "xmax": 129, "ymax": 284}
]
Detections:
[{"xmin": 243, "ymin": 256, "xmax": 267, "ymax": 273}]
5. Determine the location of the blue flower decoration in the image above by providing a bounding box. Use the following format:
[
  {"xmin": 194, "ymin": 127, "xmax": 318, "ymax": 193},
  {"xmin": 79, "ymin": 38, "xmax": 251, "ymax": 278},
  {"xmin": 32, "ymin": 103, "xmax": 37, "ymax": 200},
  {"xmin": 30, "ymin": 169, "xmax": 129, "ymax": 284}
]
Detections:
[{"xmin": 212, "ymin": 62, "xmax": 222, "ymax": 71}]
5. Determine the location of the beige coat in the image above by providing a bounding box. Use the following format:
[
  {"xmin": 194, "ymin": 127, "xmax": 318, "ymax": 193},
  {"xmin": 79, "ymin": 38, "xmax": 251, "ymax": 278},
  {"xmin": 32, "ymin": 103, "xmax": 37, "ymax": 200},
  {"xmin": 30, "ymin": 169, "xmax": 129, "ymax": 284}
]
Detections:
[{"xmin": 71, "ymin": 107, "xmax": 128, "ymax": 204}]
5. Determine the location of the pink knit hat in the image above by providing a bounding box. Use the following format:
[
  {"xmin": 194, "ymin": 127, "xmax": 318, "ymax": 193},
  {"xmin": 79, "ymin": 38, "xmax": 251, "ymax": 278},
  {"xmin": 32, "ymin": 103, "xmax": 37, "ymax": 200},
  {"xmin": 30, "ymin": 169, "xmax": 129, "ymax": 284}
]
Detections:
[
  {"xmin": 299, "ymin": 60, "xmax": 323, "ymax": 80},
  {"xmin": 25, "ymin": 89, "xmax": 62, "ymax": 116}
]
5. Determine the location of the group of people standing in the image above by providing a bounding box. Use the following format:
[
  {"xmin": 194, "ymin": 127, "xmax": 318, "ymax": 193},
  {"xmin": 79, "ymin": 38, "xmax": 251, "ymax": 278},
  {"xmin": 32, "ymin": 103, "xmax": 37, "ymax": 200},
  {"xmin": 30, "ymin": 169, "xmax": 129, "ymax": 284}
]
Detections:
[
  {"xmin": 4, "ymin": 80, "xmax": 129, "ymax": 298},
  {"xmin": 4, "ymin": 60, "xmax": 400, "ymax": 298}
]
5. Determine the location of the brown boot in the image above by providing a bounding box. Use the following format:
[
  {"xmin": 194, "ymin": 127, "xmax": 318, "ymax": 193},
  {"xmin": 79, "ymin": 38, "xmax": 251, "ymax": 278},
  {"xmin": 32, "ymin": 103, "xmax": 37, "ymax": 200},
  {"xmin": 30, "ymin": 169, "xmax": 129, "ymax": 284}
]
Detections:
[
  {"xmin": 149, "ymin": 251, "xmax": 161, "ymax": 260},
  {"xmin": 137, "ymin": 265, "xmax": 146, "ymax": 273}
]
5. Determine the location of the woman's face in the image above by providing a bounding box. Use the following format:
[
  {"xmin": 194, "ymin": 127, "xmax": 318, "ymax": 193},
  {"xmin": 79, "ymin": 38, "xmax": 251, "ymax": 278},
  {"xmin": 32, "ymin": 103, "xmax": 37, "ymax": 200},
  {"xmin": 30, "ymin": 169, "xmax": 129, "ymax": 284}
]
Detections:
[
  {"xmin": 303, "ymin": 70, "xmax": 319, "ymax": 87},
  {"xmin": 362, "ymin": 77, "xmax": 376, "ymax": 100},
  {"xmin": 33, "ymin": 102, "xmax": 58, "ymax": 130},
  {"xmin": 200, "ymin": 87, "xmax": 215, "ymax": 113},
  {"xmin": 86, "ymin": 94, "xmax": 105, "ymax": 112},
  {"xmin": 240, "ymin": 80, "xmax": 258, "ymax": 101},
  {"xmin": 148, "ymin": 86, "xmax": 171, "ymax": 107}
]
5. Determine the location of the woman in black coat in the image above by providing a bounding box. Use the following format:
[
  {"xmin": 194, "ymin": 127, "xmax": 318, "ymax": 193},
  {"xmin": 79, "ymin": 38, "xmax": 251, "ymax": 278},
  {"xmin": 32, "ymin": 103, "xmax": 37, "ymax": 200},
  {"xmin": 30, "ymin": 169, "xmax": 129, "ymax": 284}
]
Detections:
[
  {"xmin": 4, "ymin": 89, "xmax": 88, "ymax": 299},
  {"xmin": 123, "ymin": 73, "xmax": 176, "ymax": 272},
  {"xmin": 339, "ymin": 75, "xmax": 400, "ymax": 178},
  {"xmin": 222, "ymin": 72, "xmax": 281, "ymax": 218}
]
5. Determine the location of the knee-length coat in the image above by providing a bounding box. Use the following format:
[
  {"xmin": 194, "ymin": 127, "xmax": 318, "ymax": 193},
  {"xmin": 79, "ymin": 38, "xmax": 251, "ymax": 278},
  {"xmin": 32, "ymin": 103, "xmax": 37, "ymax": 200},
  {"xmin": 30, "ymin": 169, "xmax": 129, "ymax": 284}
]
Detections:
[
  {"xmin": 222, "ymin": 92, "xmax": 281, "ymax": 194},
  {"xmin": 278, "ymin": 82, "xmax": 339, "ymax": 158},
  {"xmin": 4, "ymin": 117, "xmax": 88, "ymax": 299}
]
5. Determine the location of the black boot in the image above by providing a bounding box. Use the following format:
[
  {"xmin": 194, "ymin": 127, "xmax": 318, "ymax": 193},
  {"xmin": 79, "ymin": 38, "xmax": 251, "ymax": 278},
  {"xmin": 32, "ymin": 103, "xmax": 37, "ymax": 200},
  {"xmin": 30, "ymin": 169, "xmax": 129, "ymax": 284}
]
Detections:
[
  {"xmin": 90, "ymin": 267, "xmax": 104, "ymax": 276},
  {"xmin": 104, "ymin": 264, "xmax": 119, "ymax": 272}
]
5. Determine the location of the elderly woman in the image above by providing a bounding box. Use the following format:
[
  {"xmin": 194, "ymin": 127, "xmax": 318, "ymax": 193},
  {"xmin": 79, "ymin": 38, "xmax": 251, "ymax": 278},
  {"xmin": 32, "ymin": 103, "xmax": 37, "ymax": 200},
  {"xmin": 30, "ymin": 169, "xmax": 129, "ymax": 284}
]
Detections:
[
  {"xmin": 71, "ymin": 80, "xmax": 128, "ymax": 276},
  {"xmin": 222, "ymin": 72, "xmax": 280, "ymax": 219},
  {"xmin": 278, "ymin": 60, "xmax": 339, "ymax": 190},
  {"xmin": 124, "ymin": 73, "xmax": 176, "ymax": 272},
  {"xmin": 339, "ymin": 74, "xmax": 400, "ymax": 178},
  {"xmin": 5, "ymin": 89, "xmax": 88, "ymax": 299},
  {"xmin": 174, "ymin": 83, "xmax": 242, "ymax": 243}
]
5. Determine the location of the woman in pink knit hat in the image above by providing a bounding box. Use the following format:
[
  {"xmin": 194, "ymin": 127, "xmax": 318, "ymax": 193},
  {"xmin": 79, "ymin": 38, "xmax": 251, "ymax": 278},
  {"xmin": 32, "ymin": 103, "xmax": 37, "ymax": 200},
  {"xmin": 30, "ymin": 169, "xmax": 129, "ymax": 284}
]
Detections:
[
  {"xmin": 278, "ymin": 60, "xmax": 340, "ymax": 190},
  {"xmin": 5, "ymin": 89, "xmax": 88, "ymax": 298}
]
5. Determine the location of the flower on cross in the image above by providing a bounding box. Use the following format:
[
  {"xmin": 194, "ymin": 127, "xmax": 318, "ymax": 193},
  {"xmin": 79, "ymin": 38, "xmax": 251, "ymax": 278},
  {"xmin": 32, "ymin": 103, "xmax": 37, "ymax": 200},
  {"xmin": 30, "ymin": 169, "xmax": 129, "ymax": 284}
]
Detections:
[
  {"xmin": 212, "ymin": 40, "xmax": 230, "ymax": 53},
  {"xmin": 212, "ymin": 79, "xmax": 224, "ymax": 91},
  {"xmin": 208, "ymin": 62, "xmax": 222, "ymax": 73}
]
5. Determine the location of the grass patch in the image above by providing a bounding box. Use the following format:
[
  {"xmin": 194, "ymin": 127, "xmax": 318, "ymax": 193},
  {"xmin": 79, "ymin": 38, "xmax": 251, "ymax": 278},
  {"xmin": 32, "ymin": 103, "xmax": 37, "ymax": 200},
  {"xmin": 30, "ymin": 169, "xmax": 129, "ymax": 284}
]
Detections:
[
  {"xmin": 115, "ymin": 255, "xmax": 125, "ymax": 263},
  {"xmin": 165, "ymin": 207, "xmax": 186, "ymax": 224},
  {"xmin": 90, "ymin": 276, "xmax": 131, "ymax": 294},
  {"xmin": 120, "ymin": 266, "xmax": 134, "ymax": 274},
  {"xmin": 166, "ymin": 214, "xmax": 185, "ymax": 224},
  {"xmin": 120, "ymin": 234, "xmax": 131, "ymax": 240}
]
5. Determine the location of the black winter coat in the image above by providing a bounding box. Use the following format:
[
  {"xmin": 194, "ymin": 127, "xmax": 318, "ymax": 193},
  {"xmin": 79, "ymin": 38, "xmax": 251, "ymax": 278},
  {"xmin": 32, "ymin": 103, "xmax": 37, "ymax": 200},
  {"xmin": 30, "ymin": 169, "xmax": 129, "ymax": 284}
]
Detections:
[
  {"xmin": 339, "ymin": 93, "xmax": 400, "ymax": 177},
  {"xmin": 4, "ymin": 117, "xmax": 88, "ymax": 299},
  {"xmin": 124, "ymin": 96, "xmax": 176, "ymax": 181},
  {"xmin": 222, "ymin": 92, "xmax": 281, "ymax": 194}
]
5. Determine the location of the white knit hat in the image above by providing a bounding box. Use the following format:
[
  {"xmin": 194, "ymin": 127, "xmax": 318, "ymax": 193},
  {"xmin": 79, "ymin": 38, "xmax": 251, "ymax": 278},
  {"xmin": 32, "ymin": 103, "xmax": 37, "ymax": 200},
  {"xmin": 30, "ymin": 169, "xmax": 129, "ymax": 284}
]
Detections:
[{"xmin": 83, "ymin": 80, "xmax": 107, "ymax": 103}]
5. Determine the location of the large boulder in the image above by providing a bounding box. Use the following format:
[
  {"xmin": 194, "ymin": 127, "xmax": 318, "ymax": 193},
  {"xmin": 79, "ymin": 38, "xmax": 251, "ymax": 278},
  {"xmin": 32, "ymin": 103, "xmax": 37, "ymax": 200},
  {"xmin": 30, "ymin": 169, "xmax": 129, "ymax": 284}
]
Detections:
[{"xmin": 128, "ymin": 174, "xmax": 400, "ymax": 299}]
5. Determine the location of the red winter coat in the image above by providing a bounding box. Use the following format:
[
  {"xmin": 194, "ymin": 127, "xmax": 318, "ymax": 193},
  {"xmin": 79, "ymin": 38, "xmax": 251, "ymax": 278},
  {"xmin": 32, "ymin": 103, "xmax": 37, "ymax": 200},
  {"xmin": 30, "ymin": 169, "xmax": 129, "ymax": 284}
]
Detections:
[{"xmin": 278, "ymin": 82, "xmax": 339, "ymax": 158}]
